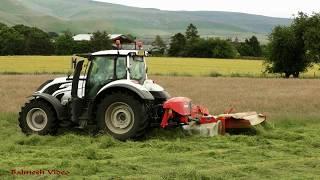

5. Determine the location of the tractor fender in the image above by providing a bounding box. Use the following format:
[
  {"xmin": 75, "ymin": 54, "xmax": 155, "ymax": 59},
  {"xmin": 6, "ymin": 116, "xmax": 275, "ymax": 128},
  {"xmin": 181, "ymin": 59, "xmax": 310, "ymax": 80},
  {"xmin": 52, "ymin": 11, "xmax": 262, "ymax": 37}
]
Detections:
[
  {"xmin": 88, "ymin": 81, "xmax": 154, "ymax": 119},
  {"xmin": 97, "ymin": 80, "xmax": 155, "ymax": 101},
  {"xmin": 30, "ymin": 93, "xmax": 67, "ymax": 120}
]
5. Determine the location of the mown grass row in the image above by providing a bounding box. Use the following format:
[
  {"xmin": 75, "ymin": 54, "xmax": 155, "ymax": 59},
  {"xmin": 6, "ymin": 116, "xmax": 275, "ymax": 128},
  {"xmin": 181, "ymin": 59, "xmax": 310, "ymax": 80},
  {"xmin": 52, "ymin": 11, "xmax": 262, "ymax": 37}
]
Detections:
[{"xmin": 0, "ymin": 113, "xmax": 320, "ymax": 179}]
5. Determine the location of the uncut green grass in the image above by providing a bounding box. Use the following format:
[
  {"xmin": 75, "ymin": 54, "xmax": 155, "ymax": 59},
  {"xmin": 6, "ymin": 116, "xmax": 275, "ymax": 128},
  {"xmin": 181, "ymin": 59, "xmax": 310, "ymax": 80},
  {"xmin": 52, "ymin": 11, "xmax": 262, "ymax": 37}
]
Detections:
[
  {"xmin": 0, "ymin": 113, "xmax": 320, "ymax": 179},
  {"xmin": 1, "ymin": 56, "xmax": 320, "ymax": 77}
]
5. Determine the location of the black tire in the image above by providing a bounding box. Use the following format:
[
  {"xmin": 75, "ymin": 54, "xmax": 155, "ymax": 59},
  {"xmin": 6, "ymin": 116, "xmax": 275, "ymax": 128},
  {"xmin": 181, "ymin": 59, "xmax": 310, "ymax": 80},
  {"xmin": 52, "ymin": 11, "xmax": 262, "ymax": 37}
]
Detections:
[
  {"xmin": 18, "ymin": 99, "xmax": 58, "ymax": 135},
  {"xmin": 96, "ymin": 92, "xmax": 148, "ymax": 141}
]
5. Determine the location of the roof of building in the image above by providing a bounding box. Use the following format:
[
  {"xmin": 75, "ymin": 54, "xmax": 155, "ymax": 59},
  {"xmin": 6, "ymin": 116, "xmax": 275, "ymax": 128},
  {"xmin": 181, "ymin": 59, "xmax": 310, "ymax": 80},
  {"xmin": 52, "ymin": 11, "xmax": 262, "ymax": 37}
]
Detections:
[
  {"xmin": 109, "ymin": 34, "xmax": 123, "ymax": 39},
  {"xmin": 73, "ymin": 34, "xmax": 92, "ymax": 41},
  {"xmin": 72, "ymin": 33, "xmax": 134, "ymax": 43}
]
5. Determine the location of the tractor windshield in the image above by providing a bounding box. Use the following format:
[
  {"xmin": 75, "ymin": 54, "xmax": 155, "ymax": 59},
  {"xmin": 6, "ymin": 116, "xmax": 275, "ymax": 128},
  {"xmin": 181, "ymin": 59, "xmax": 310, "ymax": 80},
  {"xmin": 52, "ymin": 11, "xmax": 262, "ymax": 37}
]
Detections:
[
  {"xmin": 129, "ymin": 56, "xmax": 146, "ymax": 83},
  {"xmin": 86, "ymin": 55, "xmax": 127, "ymax": 98}
]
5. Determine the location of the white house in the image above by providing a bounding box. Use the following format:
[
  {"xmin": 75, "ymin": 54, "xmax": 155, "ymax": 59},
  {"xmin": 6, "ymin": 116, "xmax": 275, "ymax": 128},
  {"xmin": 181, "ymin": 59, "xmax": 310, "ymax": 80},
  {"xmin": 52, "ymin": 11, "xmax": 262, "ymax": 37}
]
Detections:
[{"xmin": 73, "ymin": 34, "xmax": 92, "ymax": 41}]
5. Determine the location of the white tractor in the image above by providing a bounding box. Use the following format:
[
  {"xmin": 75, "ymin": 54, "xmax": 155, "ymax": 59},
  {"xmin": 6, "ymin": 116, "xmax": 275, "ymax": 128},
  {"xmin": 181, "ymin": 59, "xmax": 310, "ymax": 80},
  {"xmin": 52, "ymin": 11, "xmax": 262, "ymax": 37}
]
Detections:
[{"xmin": 19, "ymin": 49, "xmax": 170, "ymax": 140}]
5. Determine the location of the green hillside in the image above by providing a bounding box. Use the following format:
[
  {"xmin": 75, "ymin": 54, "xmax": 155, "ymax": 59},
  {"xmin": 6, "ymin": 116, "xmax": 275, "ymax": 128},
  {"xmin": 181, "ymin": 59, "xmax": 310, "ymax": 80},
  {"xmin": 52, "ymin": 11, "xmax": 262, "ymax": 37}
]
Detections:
[{"xmin": 0, "ymin": 0, "xmax": 291, "ymax": 40}]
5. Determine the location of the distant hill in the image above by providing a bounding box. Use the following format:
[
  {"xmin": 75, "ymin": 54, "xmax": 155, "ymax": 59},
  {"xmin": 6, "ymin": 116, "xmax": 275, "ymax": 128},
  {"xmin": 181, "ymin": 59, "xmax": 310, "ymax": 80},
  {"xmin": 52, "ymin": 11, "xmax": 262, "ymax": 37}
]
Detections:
[{"xmin": 0, "ymin": 0, "xmax": 291, "ymax": 41}]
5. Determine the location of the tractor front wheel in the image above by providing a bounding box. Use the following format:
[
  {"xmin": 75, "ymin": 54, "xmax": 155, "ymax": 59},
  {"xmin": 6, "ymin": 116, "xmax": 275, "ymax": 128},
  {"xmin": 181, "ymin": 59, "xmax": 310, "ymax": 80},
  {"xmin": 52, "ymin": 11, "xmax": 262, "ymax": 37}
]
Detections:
[
  {"xmin": 96, "ymin": 92, "xmax": 148, "ymax": 141},
  {"xmin": 18, "ymin": 99, "xmax": 58, "ymax": 135}
]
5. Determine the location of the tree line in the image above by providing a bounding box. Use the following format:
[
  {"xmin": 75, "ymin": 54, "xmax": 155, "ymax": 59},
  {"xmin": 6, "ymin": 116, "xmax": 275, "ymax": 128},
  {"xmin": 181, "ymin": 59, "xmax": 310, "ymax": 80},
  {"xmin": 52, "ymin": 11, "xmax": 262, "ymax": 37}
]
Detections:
[
  {"xmin": 151, "ymin": 12, "xmax": 320, "ymax": 78},
  {"xmin": 151, "ymin": 23, "xmax": 264, "ymax": 58},
  {"xmin": 0, "ymin": 22, "xmax": 263, "ymax": 58},
  {"xmin": 0, "ymin": 23, "xmax": 112, "ymax": 55}
]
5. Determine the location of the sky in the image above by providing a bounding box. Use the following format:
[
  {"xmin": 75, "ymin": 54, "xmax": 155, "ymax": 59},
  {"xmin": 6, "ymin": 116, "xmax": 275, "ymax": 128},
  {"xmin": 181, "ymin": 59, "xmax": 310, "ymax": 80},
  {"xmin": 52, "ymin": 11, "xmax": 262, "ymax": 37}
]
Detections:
[{"xmin": 94, "ymin": 0, "xmax": 320, "ymax": 18}]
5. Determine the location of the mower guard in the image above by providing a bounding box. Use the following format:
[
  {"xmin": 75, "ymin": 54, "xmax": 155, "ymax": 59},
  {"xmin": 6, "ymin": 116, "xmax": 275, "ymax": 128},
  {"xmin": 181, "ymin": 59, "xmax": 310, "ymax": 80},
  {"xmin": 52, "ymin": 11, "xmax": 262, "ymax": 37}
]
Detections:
[{"xmin": 160, "ymin": 97, "xmax": 266, "ymax": 135}]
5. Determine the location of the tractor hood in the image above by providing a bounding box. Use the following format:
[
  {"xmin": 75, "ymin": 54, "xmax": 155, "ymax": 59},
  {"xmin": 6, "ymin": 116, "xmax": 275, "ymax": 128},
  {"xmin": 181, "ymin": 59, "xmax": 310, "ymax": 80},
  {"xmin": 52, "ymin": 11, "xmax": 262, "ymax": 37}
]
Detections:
[
  {"xmin": 38, "ymin": 76, "xmax": 165, "ymax": 94},
  {"xmin": 36, "ymin": 76, "xmax": 167, "ymax": 104},
  {"xmin": 36, "ymin": 76, "xmax": 86, "ymax": 94}
]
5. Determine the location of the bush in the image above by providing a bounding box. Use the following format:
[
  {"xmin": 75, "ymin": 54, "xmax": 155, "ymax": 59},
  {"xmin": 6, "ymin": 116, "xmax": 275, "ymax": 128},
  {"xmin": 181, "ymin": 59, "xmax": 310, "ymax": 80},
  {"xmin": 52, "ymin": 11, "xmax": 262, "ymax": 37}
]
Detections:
[
  {"xmin": 208, "ymin": 71, "xmax": 222, "ymax": 77},
  {"xmin": 185, "ymin": 38, "xmax": 237, "ymax": 58},
  {"xmin": 236, "ymin": 36, "xmax": 262, "ymax": 57},
  {"xmin": 168, "ymin": 24, "xmax": 237, "ymax": 58}
]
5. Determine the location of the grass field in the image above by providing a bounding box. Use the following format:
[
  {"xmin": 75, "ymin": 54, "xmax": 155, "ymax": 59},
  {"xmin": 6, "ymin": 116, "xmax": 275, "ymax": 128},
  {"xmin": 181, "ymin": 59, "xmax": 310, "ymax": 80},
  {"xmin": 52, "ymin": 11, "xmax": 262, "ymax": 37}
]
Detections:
[
  {"xmin": 1, "ymin": 75, "xmax": 320, "ymax": 179},
  {"xmin": 1, "ymin": 56, "xmax": 320, "ymax": 77}
]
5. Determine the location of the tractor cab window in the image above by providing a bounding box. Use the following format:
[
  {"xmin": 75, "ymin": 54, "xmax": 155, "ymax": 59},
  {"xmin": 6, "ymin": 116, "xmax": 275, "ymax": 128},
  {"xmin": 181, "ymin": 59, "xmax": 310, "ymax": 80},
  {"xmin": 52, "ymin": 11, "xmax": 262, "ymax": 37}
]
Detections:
[
  {"xmin": 116, "ymin": 57, "xmax": 127, "ymax": 79},
  {"xmin": 90, "ymin": 56, "xmax": 114, "ymax": 82},
  {"xmin": 86, "ymin": 56, "xmax": 126, "ymax": 98},
  {"xmin": 129, "ymin": 56, "xmax": 146, "ymax": 83}
]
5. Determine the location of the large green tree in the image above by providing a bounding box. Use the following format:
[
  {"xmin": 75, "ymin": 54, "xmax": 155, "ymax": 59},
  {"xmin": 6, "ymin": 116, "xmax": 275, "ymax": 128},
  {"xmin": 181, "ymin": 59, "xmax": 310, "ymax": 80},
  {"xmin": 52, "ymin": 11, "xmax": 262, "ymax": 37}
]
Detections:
[
  {"xmin": 265, "ymin": 12, "xmax": 320, "ymax": 78},
  {"xmin": 90, "ymin": 31, "xmax": 112, "ymax": 52},
  {"xmin": 13, "ymin": 25, "xmax": 53, "ymax": 55},
  {"xmin": 237, "ymin": 36, "xmax": 262, "ymax": 57},
  {"xmin": 185, "ymin": 23, "xmax": 200, "ymax": 41},
  {"xmin": 186, "ymin": 38, "xmax": 237, "ymax": 58},
  {"xmin": 299, "ymin": 13, "xmax": 320, "ymax": 63},
  {"xmin": 73, "ymin": 41, "xmax": 91, "ymax": 54},
  {"xmin": 168, "ymin": 33, "xmax": 186, "ymax": 57},
  {"xmin": 168, "ymin": 24, "xmax": 237, "ymax": 58},
  {"xmin": 26, "ymin": 28, "xmax": 54, "ymax": 55},
  {"xmin": 266, "ymin": 26, "xmax": 308, "ymax": 78},
  {"xmin": 55, "ymin": 31, "xmax": 75, "ymax": 55},
  {"xmin": 0, "ymin": 26, "xmax": 25, "ymax": 55},
  {"xmin": 184, "ymin": 24, "xmax": 201, "ymax": 57},
  {"xmin": 0, "ymin": 23, "xmax": 6, "ymax": 29},
  {"xmin": 151, "ymin": 35, "xmax": 166, "ymax": 56},
  {"xmin": 0, "ymin": 23, "xmax": 7, "ymax": 54}
]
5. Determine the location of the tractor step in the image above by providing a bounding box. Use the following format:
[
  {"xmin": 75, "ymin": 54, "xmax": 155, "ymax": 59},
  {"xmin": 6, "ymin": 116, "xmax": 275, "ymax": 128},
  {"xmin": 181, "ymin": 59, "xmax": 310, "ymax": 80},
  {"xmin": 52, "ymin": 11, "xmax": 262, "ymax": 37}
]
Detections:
[
  {"xmin": 59, "ymin": 120, "xmax": 73, "ymax": 127},
  {"xmin": 76, "ymin": 120, "xmax": 87, "ymax": 129}
]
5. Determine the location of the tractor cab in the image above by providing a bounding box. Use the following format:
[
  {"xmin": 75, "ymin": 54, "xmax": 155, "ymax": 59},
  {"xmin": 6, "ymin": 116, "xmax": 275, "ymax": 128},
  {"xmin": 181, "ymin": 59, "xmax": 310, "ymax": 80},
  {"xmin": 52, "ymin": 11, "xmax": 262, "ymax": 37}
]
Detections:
[
  {"xmin": 19, "ymin": 46, "xmax": 170, "ymax": 141},
  {"xmin": 72, "ymin": 50, "xmax": 148, "ymax": 99},
  {"xmin": 69, "ymin": 49, "xmax": 158, "ymax": 127}
]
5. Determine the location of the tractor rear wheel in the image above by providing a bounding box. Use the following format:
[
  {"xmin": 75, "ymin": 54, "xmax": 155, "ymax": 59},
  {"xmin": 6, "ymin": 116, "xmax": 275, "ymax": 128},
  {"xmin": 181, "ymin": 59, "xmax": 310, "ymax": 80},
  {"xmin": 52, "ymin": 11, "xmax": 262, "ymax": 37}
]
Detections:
[
  {"xmin": 96, "ymin": 92, "xmax": 148, "ymax": 141},
  {"xmin": 18, "ymin": 99, "xmax": 58, "ymax": 135}
]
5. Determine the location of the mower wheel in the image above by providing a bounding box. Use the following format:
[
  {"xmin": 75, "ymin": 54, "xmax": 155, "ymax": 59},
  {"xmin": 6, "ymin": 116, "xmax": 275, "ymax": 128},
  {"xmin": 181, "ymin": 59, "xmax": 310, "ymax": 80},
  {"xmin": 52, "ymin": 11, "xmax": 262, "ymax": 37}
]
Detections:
[
  {"xmin": 18, "ymin": 99, "xmax": 58, "ymax": 135},
  {"xmin": 96, "ymin": 92, "xmax": 148, "ymax": 141}
]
